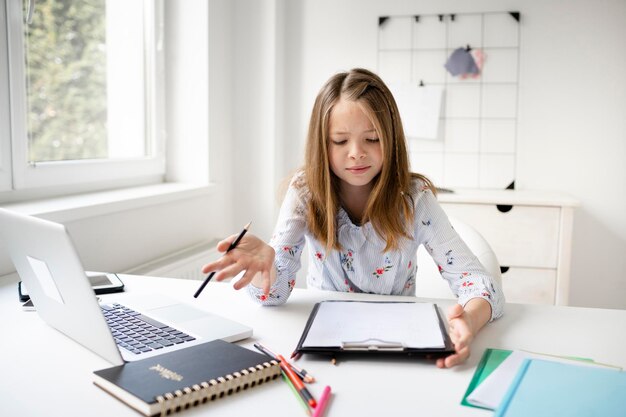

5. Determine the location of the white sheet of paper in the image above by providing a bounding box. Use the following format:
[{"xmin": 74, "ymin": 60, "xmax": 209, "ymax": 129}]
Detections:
[
  {"xmin": 302, "ymin": 301, "xmax": 445, "ymax": 349},
  {"xmin": 389, "ymin": 84, "xmax": 444, "ymax": 140},
  {"xmin": 467, "ymin": 350, "xmax": 621, "ymax": 409}
]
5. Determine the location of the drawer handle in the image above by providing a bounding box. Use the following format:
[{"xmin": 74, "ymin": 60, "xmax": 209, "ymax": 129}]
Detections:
[
  {"xmin": 497, "ymin": 204, "xmax": 513, "ymax": 213},
  {"xmin": 500, "ymin": 266, "xmax": 510, "ymax": 274},
  {"xmin": 497, "ymin": 181, "xmax": 515, "ymax": 213}
]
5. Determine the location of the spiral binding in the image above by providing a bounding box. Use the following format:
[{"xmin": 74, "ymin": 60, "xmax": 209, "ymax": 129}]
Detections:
[{"xmin": 154, "ymin": 359, "xmax": 280, "ymax": 416}]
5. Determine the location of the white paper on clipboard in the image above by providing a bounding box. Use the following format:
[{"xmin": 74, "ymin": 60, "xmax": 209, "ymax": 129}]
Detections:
[{"xmin": 301, "ymin": 301, "xmax": 445, "ymax": 349}]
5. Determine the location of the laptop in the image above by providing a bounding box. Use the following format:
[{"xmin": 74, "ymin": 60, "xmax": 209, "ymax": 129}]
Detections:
[{"xmin": 0, "ymin": 208, "xmax": 252, "ymax": 366}]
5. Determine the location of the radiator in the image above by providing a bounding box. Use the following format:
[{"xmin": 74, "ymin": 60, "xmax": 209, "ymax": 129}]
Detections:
[
  {"xmin": 127, "ymin": 240, "xmax": 309, "ymax": 289},
  {"xmin": 125, "ymin": 240, "xmax": 220, "ymax": 281}
]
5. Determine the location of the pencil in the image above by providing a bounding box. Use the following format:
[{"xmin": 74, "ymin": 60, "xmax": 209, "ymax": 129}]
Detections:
[
  {"xmin": 254, "ymin": 342, "xmax": 315, "ymax": 383},
  {"xmin": 278, "ymin": 354, "xmax": 317, "ymax": 408},
  {"xmin": 193, "ymin": 221, "xmax": 251, "ymax": 298},
  {"xmin": 311, "ymin": 386, "xmax": 332, "ymax": 417},
  {"xmin": 282, "ymin": 372, "xmax": 311, "ymax": 415}
]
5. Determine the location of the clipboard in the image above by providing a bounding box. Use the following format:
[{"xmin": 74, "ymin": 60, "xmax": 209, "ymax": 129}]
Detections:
[{"xmin": 293, "ymin": 300, "xmax": 454, "ymax": 358}]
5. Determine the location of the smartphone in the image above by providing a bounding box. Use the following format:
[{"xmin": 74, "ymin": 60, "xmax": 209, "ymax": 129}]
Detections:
[
  {"xmin": 83, "ymin": 272, "xmax": 125, "ymax": 294},
  {"xmin": 18, "ymin": 280, "xmax": 30, "ymax": 302},
  {"xmin": 17, "ymin": 272, "xmax": 124, "ymax": 305}
]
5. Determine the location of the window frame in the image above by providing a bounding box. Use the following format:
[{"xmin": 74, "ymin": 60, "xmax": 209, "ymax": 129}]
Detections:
[
  {"xmin": 2, "ymin": 0, "xmax": 166, "ymax": 196},
  {"xmin": 0, "ymin": 0, "xmax": 12, "ymax": 192}
]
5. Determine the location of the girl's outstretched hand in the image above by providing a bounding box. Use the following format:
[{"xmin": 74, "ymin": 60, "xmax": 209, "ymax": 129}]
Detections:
[
  {"xmin": 436, "ymin": 298, "xmax": 491, "ymax": 368},
  {"xmin": 436, "ymin": 304, "xmax": 474, "ymax": 368},
  {"xmin": 201, "ymin": 234, "xmax": 275, "ymax": 295}
]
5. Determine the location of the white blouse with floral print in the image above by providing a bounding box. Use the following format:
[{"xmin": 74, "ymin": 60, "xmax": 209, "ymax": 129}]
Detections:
[{"xmin": 247, "ymin": 174, "xmax": 505, "ymax": 321}]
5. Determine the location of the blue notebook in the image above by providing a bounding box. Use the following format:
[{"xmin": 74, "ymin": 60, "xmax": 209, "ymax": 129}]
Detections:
[{"xmin": 495, "ymin": 359, "xmax": 626, "ymax": 417}]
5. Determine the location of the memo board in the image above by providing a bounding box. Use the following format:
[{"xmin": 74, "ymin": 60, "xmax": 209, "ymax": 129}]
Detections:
[{"xmin": 377, "ymin": 12, "xmax": 521, "ymax": 190}]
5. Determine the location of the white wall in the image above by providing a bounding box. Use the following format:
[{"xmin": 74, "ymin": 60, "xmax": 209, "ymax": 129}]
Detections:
[
  {"xmin": 228, "ymin": 0, "xmax": 308, "ymax": 240},
  {"xmin": 230, "ymin": 0, "xmax": 280, "ymax": 240},
  {"xmin": 268, "ymin": 0, "xmax": 625, "ymax": 309},
  {"xmin": 516, "ymin": 0, "xmax": 626, "ymax": 309}
]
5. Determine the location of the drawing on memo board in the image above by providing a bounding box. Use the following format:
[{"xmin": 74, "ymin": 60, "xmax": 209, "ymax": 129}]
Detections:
[{"xmin": 377, "ymin": 12, "xmax": 521, "ymax": 190}]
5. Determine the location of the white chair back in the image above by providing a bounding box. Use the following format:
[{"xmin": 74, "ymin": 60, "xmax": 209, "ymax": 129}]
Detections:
[{"xmin": 414, "ymin": 216, "xmax": 502, "ymax": 299}]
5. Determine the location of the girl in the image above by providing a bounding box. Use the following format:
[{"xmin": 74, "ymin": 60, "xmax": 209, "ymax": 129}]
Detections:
[{"xmin": 202, "ymin": 68, "xmax": 504, "ymax": 368}]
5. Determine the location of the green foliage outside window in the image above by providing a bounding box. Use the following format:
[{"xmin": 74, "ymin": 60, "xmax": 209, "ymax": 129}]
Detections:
[{"xmin": 24, "ymin": 0, "xmax": 108, "ymax": 162}]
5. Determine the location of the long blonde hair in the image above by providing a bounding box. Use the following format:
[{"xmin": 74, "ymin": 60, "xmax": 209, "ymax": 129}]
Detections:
[{"xmin": 302, "ymin": 68, "xmax": 435, "ymax": 252}]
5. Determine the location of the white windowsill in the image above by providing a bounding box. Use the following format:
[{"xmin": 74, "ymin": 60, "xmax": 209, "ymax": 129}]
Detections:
[{"xmin": 0, "ymin": 182, "xmax": 215, "ymax": 223}]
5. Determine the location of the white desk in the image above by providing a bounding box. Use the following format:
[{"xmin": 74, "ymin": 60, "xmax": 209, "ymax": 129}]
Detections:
[{"xmin": 2, "ymin": 273, "xmax": 625, "ymax": 417}]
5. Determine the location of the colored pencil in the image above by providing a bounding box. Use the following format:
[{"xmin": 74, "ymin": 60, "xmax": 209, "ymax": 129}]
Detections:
[
  {"xmin": 312, "ymin": 386, "xmax": 332, "ymax": 417},
  {"xmin": 278, "ymin": 354, "xmax": 317, "ymax": 408},
  {"xmin": 282, "ymin": 372, "xmax": 311, "ymax": 415},
  {"xmin": 254, "ymin": 342, "xmax": 315, "ymax": 383}
]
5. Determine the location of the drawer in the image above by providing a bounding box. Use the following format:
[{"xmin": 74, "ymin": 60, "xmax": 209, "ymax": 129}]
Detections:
[
  {"xmin": 440, "ymin": 203, "xmax": 561, "ymax": 269},
  {"xmin": 501, "ymin": 267, "xmax": 556, "ymax": 305}
]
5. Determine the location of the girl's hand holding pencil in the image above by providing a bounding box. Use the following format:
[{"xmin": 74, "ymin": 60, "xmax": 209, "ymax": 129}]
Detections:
[{"xmin": 201, "ymin": 233, "xmax": 276, "ymax": 295}]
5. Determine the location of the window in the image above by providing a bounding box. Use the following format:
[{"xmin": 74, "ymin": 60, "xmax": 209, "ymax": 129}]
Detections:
[
  {"xmin": 1, "ymin": 0, "xmax": 165, "ymax": 196},
  {"xmin": 0, "ymin": 1, "xmax": 12, "ymax": 192}
]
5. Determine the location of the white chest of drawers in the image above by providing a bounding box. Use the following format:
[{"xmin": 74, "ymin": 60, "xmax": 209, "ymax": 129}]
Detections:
[{"xmin": 438, "ymin": 189, "xmax": 579, "ymax": 306}]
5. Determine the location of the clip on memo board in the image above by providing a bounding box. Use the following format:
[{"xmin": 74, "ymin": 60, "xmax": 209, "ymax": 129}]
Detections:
[{"xmin": 293, "ymin": 300, "xmax": 454, "ymax": 358}]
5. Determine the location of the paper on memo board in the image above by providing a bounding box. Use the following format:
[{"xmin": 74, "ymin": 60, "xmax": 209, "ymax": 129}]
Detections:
[
  {"xmin": 388, "ymin": 83, "xmax": 444, "ymax": 140},
  {"xmin": 301, "ymin": 301, "xmax": 445, "ymax": 349}
]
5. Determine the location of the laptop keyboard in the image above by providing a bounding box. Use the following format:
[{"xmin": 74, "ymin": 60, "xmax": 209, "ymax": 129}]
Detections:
[{"xmin": 101, "ymin": 303, "xmax": 196, "ymax": 355}]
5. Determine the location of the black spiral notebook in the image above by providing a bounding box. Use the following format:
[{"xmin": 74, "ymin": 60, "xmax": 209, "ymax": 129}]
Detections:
[
  {"xmin": 293, "ymin": 300, "xmax": 454, "ymax": 358},
  {"xmin": 93, "ymin": 340, "xmax": 280, "ymax": 416}
]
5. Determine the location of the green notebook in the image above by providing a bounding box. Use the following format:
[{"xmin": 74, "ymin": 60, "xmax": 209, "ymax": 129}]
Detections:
[{"xmin": 460, "ymin": 348, "xmax": 512, "ymax": 409}]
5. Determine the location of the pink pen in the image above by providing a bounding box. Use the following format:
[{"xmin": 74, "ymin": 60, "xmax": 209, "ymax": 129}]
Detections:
[{"xmin": 312, "ymin": 386, "xmax": 332, "ymax": 417}]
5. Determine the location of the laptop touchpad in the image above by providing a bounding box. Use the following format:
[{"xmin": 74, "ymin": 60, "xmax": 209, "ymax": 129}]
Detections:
[{"xmin": 148, "ymin": 304, "xmax": 210, "ymax": 322}]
